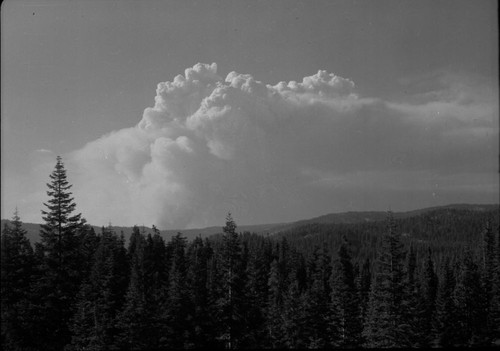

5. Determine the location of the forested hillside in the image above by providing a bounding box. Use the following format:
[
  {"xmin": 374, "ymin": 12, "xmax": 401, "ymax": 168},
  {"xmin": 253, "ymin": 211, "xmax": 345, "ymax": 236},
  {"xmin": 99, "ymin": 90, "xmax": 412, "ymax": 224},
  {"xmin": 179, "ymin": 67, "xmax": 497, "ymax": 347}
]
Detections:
[
  {"xmin": 2, "ymin": 158, "xmax": 499, "ymax": 349},
  {"xmin": 2, "ymin": 204, "xmax": 496, "ymax": 245},
  {"xmin": 274, "ymin": 206, "xmax": 499, "ymax": 266}
]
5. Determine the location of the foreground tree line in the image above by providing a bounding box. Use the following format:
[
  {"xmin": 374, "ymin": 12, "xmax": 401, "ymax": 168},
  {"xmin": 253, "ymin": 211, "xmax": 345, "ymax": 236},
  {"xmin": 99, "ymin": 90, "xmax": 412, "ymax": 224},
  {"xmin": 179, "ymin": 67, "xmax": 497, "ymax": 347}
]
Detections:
[{"xmin": 1, "ymin": 157, "xmax": 499, "ymax": 350}]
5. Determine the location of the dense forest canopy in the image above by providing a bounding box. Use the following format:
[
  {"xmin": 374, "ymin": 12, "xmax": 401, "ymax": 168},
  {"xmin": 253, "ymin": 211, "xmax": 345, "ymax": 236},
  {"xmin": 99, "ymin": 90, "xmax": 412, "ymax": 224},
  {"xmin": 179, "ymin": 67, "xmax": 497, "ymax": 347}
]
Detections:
[{"xmin": 1, "ymin": 158, "xmax": 499, "ymax": 350}]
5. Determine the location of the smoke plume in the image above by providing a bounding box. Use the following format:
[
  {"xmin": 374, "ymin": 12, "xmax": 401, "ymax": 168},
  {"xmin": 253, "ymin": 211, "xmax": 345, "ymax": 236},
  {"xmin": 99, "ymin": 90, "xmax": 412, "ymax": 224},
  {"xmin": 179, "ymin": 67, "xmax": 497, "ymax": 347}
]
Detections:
[{"xmin": 68, "ymin": 63, "xmax": 498, "ymax": 228}]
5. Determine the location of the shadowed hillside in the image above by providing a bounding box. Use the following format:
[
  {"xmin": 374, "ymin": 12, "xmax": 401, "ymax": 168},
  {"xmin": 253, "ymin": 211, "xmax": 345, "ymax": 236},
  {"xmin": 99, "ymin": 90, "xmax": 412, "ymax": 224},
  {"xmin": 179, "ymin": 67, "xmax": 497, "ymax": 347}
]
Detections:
[{"xmin": 2, "ymin": 203, "xmax": 498, "ymax": 245}]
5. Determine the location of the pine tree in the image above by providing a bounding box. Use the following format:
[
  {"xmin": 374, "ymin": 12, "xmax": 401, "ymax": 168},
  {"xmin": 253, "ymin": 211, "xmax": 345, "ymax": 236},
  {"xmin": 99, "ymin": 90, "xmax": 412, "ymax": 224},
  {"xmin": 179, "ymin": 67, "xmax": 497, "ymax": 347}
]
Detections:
[
  {"xmin": 434, "ymin": 258, "xmax": 460, "ymax": 347},
  {"xmin": 144, "ymin": 226, "xmax": 168, "ymax": 302},
  {"xmin": 482, "ymin": 221, "xmax": 500, "ymax": 345},
  {"xmin": 453, "ymin": 249, "xmax": 489, "ymax": 346},
  {"xmin": 114, "ymin": 230, "xmax": 151, "ymax": 350},
  {"xmin": 69, "ymin": 226, "xmax": 128, "ymax": 350},
  {"xmin": 418, "ymin": 248, "xmax": 438, "ymax": 347},
  {"xmin": 331, "ymin": 236, "xmax": 362, "ymax": 347},
  {"xmin": 281, "ymin": 280, "xmax": 309, "ymax": 348},
  {"xmin": 206, "ymin": 242, "xmax": 226, "ymax": 349},
  {"xmin": 266, "ymin": 258, "xmax": 284, "ymax": 348},
  {"xmin": 483, "ymin": 221, "xmax": 496, "ymax": 284},
  {"xmin": 160, "ymin": 232, "xmax": 190, "ymax": 349},
  {"xmin": 357, "ymin": 257, "xmax": 371, "ymax": 327},
  {"xmin": 301, "ymin": 246, "xmax": 333, "ymax": 348},
  {"xmin": 186, "ymin": 236, "xmax": 214, "ymax": 348},
  {"xmin": 401, "ymin": 244, "xmax": 420, "ymax": 346},
  {"xmin": 78, "ymin": 225, "xmax": 99, "ymax": 281},
  {"xmin": 217, "ymin": 213, "xmax": 247, "ymax": 349},
  {"xmin": 34, "ymin": 156, "xmax": 86, "ymax": 350},
  {"xmin": 39, "ymin": 157, "xmax": 84, "ymax": 258},
  {"xmin": 142, "ymin": 227, "xmax": 168, "ymax": 348},
  {"xmin": 1, "ymin": 209, "xmax": 34, "ymax": 305},
  {"xmin": 363, "ymin": 213, "xmax": 409, "ymax": 348},
  {"xmin": 127, "ymin": 225, "xmax": 143, "ymax": 259},
  {"xmin": 278, "ymin": 237, "xmax": 292, "ymax": 297},
  {"xmin": 489, "ymin": 225, "xmax": 500, "ymax": 346},
  {"xmin": 241, "ymin": 240, "xmax": 271, "ymax": 348},
  {"xmin": 1, "ymin": 209, "xmax": 36, "ymax": 350}
]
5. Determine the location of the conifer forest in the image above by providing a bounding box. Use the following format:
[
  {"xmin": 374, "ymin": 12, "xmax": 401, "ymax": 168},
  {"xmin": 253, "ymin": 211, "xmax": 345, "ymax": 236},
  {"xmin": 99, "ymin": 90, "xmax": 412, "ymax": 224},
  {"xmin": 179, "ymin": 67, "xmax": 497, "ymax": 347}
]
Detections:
[{"xmin": 2, "ymin": 157, "xmax": 499, "ymax": 350}]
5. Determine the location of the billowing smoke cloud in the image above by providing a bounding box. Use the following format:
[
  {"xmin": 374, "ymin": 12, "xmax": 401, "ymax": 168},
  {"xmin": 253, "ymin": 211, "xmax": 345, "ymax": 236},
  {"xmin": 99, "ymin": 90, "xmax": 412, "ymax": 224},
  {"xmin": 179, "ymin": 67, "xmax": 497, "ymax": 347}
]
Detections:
[{"xmin": 69, "ymin": 63, "xmax": 498, "ymax": 229}]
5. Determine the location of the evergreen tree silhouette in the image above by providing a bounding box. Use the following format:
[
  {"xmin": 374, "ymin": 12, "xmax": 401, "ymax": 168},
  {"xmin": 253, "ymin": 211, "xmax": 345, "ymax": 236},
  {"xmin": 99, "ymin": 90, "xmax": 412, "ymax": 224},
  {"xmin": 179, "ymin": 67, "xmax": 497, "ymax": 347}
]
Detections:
[{"xmin": 34, "ymin": 156, "xmax": 86, "ymax": 350}]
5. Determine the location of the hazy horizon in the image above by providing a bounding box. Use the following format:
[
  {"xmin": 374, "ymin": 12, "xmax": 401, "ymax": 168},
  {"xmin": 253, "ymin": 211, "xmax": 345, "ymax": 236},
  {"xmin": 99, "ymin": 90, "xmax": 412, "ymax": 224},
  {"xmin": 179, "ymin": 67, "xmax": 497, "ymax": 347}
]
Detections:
[
  {"xmin": 2, "ymin": 0, "xmax": 498, "ymax": 230},
  {"xmin": 2, "ymin": 202, "xmax": 500, "ymax": 231}
]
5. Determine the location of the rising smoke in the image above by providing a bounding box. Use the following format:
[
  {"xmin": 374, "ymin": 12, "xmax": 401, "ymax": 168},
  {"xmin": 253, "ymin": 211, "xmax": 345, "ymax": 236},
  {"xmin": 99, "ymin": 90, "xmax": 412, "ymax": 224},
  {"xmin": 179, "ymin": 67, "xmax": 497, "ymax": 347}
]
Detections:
[{"xmin": 69, "ymin": 63, "xmax": 498, "ymax": 229}]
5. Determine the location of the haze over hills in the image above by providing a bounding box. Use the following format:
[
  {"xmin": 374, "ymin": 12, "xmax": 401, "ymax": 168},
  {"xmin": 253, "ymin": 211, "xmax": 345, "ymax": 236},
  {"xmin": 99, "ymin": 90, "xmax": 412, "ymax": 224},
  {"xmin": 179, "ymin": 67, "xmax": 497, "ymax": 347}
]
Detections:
[{"xmin": 1, "ymin": 203, "xmax": 498, "ymax": 245}]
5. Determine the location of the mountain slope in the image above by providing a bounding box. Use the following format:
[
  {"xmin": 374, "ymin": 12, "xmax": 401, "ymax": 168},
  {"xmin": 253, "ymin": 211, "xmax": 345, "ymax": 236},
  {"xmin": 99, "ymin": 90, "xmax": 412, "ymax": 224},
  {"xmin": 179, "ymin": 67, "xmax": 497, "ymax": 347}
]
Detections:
[
  {"xmin": 266, "ymin": 203, "xmax": 499, "ymax": 234},
  {"xmin": 1, "ymin": 203, "xmax": 497, "ymax": 244}
]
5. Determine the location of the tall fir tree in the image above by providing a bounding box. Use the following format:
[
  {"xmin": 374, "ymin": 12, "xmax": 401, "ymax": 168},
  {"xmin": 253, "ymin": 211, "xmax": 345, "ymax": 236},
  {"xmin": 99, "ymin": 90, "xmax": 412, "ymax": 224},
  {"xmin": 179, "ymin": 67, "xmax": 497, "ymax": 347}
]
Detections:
[
  {"xmin": 363, "ymin": 213, "xmax": 410, "ymax": 348},
  {"xmin": 217, "ymin": 213, "xmax": 247, "ymax": 349},
  {"xmin": 34, "ymin": 156, "xmax": 86, "ymax": 350}
]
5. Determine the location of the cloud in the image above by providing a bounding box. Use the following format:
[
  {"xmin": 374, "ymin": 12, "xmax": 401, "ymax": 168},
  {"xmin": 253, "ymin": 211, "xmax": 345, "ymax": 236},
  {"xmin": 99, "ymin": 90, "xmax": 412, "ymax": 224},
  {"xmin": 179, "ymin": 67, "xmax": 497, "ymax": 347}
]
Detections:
[
  {"xmin": 35, "ymin": 148, "xmax": 54, "ymax": 154},
  {"xmin": 67, "ymin": 64, "xmax": 498, "ymax": 229}
]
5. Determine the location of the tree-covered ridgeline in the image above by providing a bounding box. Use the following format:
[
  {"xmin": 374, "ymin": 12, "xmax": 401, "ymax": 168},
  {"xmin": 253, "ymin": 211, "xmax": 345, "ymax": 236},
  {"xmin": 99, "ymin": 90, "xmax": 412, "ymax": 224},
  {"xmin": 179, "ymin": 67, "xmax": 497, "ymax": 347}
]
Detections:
[{"xmin": 1, "ymin": 157, "xmax": 499, "ymax": 350}]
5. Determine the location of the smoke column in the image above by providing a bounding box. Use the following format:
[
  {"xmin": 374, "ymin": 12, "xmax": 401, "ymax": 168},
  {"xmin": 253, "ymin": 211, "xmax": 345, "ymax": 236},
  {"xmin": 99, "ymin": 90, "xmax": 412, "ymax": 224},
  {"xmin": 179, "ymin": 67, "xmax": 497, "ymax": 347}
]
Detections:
[{"xmin": 69, "ymin": 63, "xmax": 498, "ymax": 229}]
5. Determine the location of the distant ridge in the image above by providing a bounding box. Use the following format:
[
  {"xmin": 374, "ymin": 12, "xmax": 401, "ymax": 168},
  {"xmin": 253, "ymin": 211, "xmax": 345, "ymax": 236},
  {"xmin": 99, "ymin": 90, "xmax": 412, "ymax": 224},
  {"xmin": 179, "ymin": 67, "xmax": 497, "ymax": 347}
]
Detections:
[
  {"xmin": 0, "ymin": 219, "xmax": 287, "ymax": 244},
  {"xmin": 1, "ymin": 203, "xmax": 498, "ymax": 244},
  {"xmin": 288, "ymin": 203, "xmax": 499, "ymax": 225}
]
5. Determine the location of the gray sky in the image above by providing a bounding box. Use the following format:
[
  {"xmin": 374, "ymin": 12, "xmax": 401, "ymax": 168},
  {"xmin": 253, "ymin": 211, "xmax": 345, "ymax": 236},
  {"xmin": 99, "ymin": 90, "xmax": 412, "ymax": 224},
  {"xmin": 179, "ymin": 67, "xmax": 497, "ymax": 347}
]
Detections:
[{"xmin": 1, "ymin": 0, "xmax": 498, "ymax": 228}]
